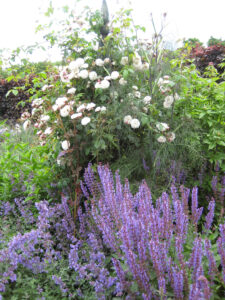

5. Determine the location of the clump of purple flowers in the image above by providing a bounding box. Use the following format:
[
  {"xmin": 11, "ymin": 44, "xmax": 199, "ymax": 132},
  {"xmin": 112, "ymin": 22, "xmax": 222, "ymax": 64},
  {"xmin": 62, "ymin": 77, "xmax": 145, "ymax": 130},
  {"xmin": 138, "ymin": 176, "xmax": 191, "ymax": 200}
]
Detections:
[
  {"xmin": 79, "ymin": 163, "xmax": 225, "ymax": 299},
  {"xmin": 1, "ymin": 163, "xmax": 224, "ymax": 299}
]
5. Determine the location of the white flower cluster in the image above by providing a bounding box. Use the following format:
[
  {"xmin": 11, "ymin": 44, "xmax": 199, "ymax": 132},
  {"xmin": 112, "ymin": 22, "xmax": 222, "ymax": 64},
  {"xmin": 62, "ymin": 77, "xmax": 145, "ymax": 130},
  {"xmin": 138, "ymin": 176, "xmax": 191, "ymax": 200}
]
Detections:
[
  {"xmin": 123, "ymin": 115, "xmax": 141, "ymax": 129},
  {"xmin": 156, "ymin": 122, "xmax": 169, "ymax": 132},
  {"xmin": 157, "ymin": 132, "xmax": 176, "ymax": 143},
  {"xmin": 163, "ymin": 95, "xmax": 174, "ymax": 109},
  {"xmin": 41, "ymin": 84, "xmax": 54, "ymax": 92},
  {"xmin": 95, "ymin": 58, "xmax": 111, "ymax": 67},
  {"xmin": 157, "ymin": 75, "xmax": 172, "ymax": 94},
  {"xmin": 21, "ymin": 111, "xmax": 31, "ymax": 120},
  {"xmin": 32, "ymin": 98, "xmax": 44, "ymax": 108},
  {"xmin": 59, "ymin": 58, "xmax": 89, "ymax": 82},
  {"xmin": 132, "ymin": 53, "xmax": 149, "ymax": 71},
  {"xmin": 95, "ymin": 79, "xmax": 110, "ymax": 89}
]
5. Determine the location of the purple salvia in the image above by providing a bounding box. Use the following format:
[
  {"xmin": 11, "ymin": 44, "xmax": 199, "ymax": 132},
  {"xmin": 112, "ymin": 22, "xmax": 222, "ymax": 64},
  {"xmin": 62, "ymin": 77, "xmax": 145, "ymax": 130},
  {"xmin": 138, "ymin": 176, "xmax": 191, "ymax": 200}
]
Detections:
[
  {"xmin": 189, "ymin": 238, "xmax": 203, "ymax": 282},
  {"xmin": 217, "ymin": 223, "xmax": 225, "ymax": 283},
  {"xmin": 189, "ymin": 284, "xmax": 203, "ymax": 300},
  {"xmin": 112, "ymin": 258, "xmax": 128, "ymax": 292},
  {"xmin": 211, "ymin": 175, "xmax": 218, "ymax": 197},
  {"xmin": 204, "ymin": 199, "xmax": 215, "ymax": 231},
  {"xmin": 219, "ymin": 223, "xmax": 225, "ymax": 246},
  {"xmin": 148, "ymin": 239, "xmax": 167, "ymax": 281},
  {"xmin": 142, "ymin": 293, "xmax": 151, "ymax": 300},
  {"xmin": 197, "ymin": 276, "xmax": 211, "ymax": 300},
  {"xmin": 171, "ymin": 183, "xmax": 179, "ymax": 204},
  {"xmin": 135, "ymin": 181, "xmax": 153, "ymax": 236},
  {"xmin": 191, "ymin": 187, "xmax": 203, "ymax": 227},
  {"xmin": 179, "ymin": 185, "xmax": 190, "ymax": 216},
  {"xmin": 80, "ymin": 180, "xmax": 90, "ymax": 199},
  {"xmin": 172, "ymin": 267, "xmax": 184, "ymax": 300},
  {"xmin": 173, "ymin": 199, "xmax": 188, "ymax": 243},
  {"xmin": 125, "ymin": 249, "xmax": 152, "ymax": 296},
  {"xmin": 204, "ymin": 239, "xmax": 217, "ymax": 282},
  {"xmin": 161, "ymin": 192, "xmax": 173, "ymax": 241}
]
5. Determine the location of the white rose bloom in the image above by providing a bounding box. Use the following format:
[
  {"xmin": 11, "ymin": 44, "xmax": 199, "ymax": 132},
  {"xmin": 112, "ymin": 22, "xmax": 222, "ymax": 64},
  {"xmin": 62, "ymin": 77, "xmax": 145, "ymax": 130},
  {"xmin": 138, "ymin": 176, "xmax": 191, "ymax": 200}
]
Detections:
[
  {"xmin": 163, "ymin": 75, "xmax": 170, "ymax": 80},
  {"xmin": 133, "ymin": 54, "xmax": 142, "ymax": 65},
  {"xmin": 101, "ymin": 106, "xmax": 106, "ymax": 112},
  {"xmin": 31, "ymin": 108, "xmax": 38, "ymax": 116},
  {"xmin": 77, "ymin": 104, "xmax": 86, "ymax": 113},
  {"xmin": 132, "ymin": 85, "xmax": 138, "ymax": 90},
  {"xmin": 143, "ymin": 96, "xmax": 151, "ymax": 105},
  {"xmin": 41, "ymin": 85, "xmax": 49, "ymax": 91},
  {"xmin": 70, "ymin": 58, "xmax": 84, "ymax": 69},
  {"xmin": 44, "ymin": 127, "xmax": 53, "ymax": 135},
  {"xmin": 167, "ymin": 132, "xmax": 176, "ymax": 142},
  {"xmin": 67, "ymin": 87, "xmax": 76, "ymax": 94},
  {"xmin": 123, "ymin": 115, "xmax": 133, "ymax": 125},
  {"xmin": 157, "ymin": 77, "xmax": 164, "ymax": 86},
  {"xmin": 37, "ymin": 130, "xmax": 42, "ymax": 136},
  {"xmin": 68, "ymin": 71, "xmax": 77, "ymax": 80},
  {"xmin": 95, "ymin": 106, "xmax": 101, "ymax": 112},
  {"xmin": 157, "ymin": 136, "xmax": 167, "ymax": 143},
  {"xmin": 156, "ymin": 122, "xmax": 169, "ymax": 132},
  {"xmin": 56, "ymin": 97, "xmax": 67, "ymax": 108},
  {"xmin": 69, "ymin": 100, "xmax": 75, "ymax": 107},
  {"xmin": 89, "ymin": 71, "xmax": 98, "ymax": 81},
  {"xmin": 40, "ymin": 115, "xmax": 50, "ymax": 122},
  {"xmin": 163, "ymin": 95, "xmax": 174, "ymax": 108},
  {"xmin": 52, "ymin": 104, "xmax": 59, "ymax": 111},
  {"xmin": 86, "ymin": 102, "xmax": 96, "ymax": 111},
  {"xmin": 78, "ymin": 69, "xmax": 89, "ymax": 79},
  {"xmin": 23, "ymin": 120, "xmax": 31, "ymax": 130},
  {"xmin": 104, "ymin": 58, "xmax": 111, "ymax": 64},
  {"xmin": 142, "ymin": 62, "xmax": 149, "ymax": 71},
  {"xmin": 120, "ymin": 56, "xmax": 128, "ymax": 65},
  {"xmin": 32, "ymin": 98, "xmax": 43, "ymax": 107},
  {"xmin": 101, "ymin": 79, "xmax": 110, "ymax": 89},
  {"xmin": 111, "ymin": 71, "xmax": 119, "ymax": 80},
  {"xmin": 71, "ymin": 112, "xmax": 82, "ymax": 119},
  {"xmin": 95, "ymin": 58, "xmax": 104, "ymax": 66},
  {"xmin": 60, "ymin": 68, "xmax": 70, "ymax": 83},
  {"xmin": 81, "ymin": 63, "xmax": 89, "ymax": 69},
  {"xmin": 134, "ymin": 91, "xmax": 141, "ymax": 98},
  {"xmin": 119, "ymin": 78, "xmax": 127, "ymax": 85},
  {"xmin": 143, "ymin": 107, "xmax": 148, "ymax": 113},
  {"xmin": 61, "ymin": 140, "xmax": 70, "ymax": 150},
  {"xmin": 21, "ymin": 112, "xmax": 31, "ymax": 120},
  {"xmin": 95, "ymin": 81, "xmax": 102, "ymax": 89},
  {"xmin": 133, "ymin": 62, "xmax": 143, "ymax": 70},
  {"xmin": 60, "ymin": 105, "xmax": 71, "ymax": 117},
  {"xmin": 81, "ymin": 117, "xmax": 91, "ymax": 126},
  {"xmin": 130, "ymin": 118, "xmax": 140, "ymax": 129},
  {"xmin": 163, "ymin": 80, "xmax": 170, "ymax": 85}
]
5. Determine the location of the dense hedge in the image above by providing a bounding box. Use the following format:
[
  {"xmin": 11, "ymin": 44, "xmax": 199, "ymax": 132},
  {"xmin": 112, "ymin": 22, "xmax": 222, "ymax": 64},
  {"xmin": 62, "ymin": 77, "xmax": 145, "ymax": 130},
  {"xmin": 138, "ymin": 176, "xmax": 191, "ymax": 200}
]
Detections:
[
  {"xmin": 190, "ymin": 44, "xmax": 225, "ymax": 75},
  {"xmin": 0, "ymin": 78, "xmax": 32, "ymax": 123}
]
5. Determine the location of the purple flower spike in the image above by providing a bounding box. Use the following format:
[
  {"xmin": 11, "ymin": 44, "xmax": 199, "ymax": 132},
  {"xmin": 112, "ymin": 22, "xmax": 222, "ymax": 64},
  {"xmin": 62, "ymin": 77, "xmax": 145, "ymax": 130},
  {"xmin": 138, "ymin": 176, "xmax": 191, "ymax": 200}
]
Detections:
[
  {"xmin": 204, "ymin": 239, "xmax": 217, "ymax": 282},
  {"xmin": 172, "ymin": 267, "xmax": 184, "ymax": 299},
  {"xmin": 204, "ymin": 199, "xmax": 215, "ymax": 231},
  {"xmin": 191, "ymin": 187, "xmax": 203, "ymax": 227},
  {"xmin": 189, "ymin": 238, "xmax": 203, "ymax": 282}
]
